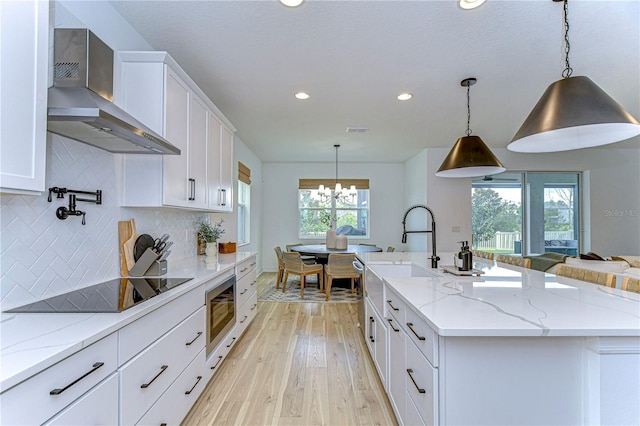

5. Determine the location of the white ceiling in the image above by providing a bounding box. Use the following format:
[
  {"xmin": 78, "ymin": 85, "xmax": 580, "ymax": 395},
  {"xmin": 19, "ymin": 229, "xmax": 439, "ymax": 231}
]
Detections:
[{"xmin": 109, "ymin": 0, "xmax": 640, "ymax": 163}]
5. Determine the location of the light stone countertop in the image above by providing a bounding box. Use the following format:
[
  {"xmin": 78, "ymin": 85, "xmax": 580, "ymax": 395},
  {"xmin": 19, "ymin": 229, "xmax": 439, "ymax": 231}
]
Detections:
[
  {"xmin": 0, "ymin": 252, "xmax": 256, "ymax": 392},
  {"xmin": 358, "ymin": 252, "xmax": 640, "ymax": 337}
]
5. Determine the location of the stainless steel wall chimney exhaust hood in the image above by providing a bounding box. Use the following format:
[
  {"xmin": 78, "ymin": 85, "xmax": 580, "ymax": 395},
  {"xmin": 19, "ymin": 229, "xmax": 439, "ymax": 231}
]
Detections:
[{"xmin": 47, "ymin": 29, "xmax": 180, "ymax": 155}]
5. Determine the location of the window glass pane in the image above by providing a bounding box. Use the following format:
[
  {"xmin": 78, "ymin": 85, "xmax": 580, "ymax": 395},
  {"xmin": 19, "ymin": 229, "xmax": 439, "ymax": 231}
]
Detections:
[
  {"xmin": 237, "ymin": 181, "xmax": 250, "ymax": 244},
  {"xmin": 298, "ymin": 189, "xmax": 369, "ymax": 238},
  {"xmin": 471, "ymin": 173, "xmax": 523, "ymax": 254}
]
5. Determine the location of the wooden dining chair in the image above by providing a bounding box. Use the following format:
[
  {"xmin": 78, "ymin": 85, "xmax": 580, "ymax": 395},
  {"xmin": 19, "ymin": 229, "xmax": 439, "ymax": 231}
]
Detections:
[
  {"xmin": 273, "ymin": 246, "xmax": 285, "ymax": 289},
  {"xmin": 387, "ymin": 246, "xmax": 395, "ymax": 252},
  {"xmin": 621, "ymin": 276, "xmax": 640, "ymax": 294},
  {"xmin": 282, "ymin": 252, "xmax": 323, "ymax": 298},
  {"xmin": 472, "ymin": 250, "xmax": 494, "ymax": 261},
  {"xmin": 496, "ymin": 254, "xmax": 531, "ymax": 269},
  {"xmin": 555, "ymin": 264, "xmax": 615, "ymax": 288},
  {"xmin": 324, "ymin": 254, "xmax": 358, "ymax": 301}
]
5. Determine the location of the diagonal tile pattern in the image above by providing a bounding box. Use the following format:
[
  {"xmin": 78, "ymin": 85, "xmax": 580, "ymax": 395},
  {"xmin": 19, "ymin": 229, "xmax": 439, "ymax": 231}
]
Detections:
[{"xmin": 1, "ymin": 135, "xmax": 209, "ymax": 310}]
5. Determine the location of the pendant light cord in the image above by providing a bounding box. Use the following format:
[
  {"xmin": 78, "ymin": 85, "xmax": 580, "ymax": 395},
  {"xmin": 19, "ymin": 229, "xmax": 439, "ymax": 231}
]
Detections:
[
  {"xmin": 465, "ymin": 83, "xmax": 472, "ymax": 136},
  {"xmin": 334, "ymin": 144, "xmax": 339, "ymax": 184},
  {"xmin": 561, "ymin": 0, "xmax": 573, "ymax": 78}
]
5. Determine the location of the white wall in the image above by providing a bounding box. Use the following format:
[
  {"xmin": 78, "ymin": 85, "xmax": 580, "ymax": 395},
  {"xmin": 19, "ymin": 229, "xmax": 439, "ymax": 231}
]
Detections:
[
  {"xmin": 261, "ymin": 162, "xmax": 404, "ymax": 272},
  {"xmin": 405, "ymin": 147, "xmax": 640, "ymax": 257}
]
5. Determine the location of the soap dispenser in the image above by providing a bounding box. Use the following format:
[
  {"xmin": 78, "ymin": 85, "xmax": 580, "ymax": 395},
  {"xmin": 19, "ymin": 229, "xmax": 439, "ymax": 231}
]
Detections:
[{"xmin": 462, "ymin": 241, "xmax": 472, "ymax": 271}]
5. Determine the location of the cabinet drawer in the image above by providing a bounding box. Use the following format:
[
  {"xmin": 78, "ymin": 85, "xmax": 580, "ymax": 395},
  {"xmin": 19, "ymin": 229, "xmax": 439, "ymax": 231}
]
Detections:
[
  {"xmin": 237, "ymin": 290, "xmax": 258, "ymax": 335},
  {"xmin": 120, "ymin": 307, "xmax": 205, "ymax": 425},
  {"xmin": 405, "ymin": 307, "xmax": 438, "ymax": 367},
  {"xmin": 0, "ymin": 333, "xmax": 117, "ymax": 426},
  {"xmin": 45, "ymin": 373, "xmax": 118, "ymax": 426},
  {"xmin": 405, "ymin": 389, "xmax": 426, "ymax": 426},
  {"xmin": 236, "ymin": 270, "xmax": 257, "ymax": 308},
  {"xmin": 236, "ymin": 255, "xmax": 256, "ymax": 280},
  {"xmin": 406, "ymin": 338, "xmax": 438, "ymax": 426},
  {"xmin": 137, "ymin": 349, "xmax": 207, "ymax": 426},
  {"xmin": 119, "ymin": 286, "xmax": 203, "ymax": 364},
  {"xmin": 385, "ymin": 286, "xmax": 406, "ymax": 324}
]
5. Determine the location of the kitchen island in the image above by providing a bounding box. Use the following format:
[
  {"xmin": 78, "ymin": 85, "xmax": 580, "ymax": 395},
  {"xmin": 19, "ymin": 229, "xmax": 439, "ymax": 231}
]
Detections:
[{"xmin": 357, "ymin": 252, "xmax": 640, "ymax": 426}]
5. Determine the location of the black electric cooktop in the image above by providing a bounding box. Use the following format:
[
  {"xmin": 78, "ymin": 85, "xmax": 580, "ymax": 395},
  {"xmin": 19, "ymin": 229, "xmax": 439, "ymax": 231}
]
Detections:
[{"xmin": 6, "ymin": 277, "xmax": 193, "ymax": 313}]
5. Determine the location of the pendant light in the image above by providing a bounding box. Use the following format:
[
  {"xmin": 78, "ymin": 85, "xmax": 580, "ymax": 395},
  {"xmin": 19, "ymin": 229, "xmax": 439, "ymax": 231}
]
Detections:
[
  {"xmin": 508, "ymin": 0, "xmax": 640, "ymax": 153},
  {"xmin": 318, "ymin": 144, "xmax": 356, "ymax": 202},
  {"xmin": 436, "ymin": 78, "xmax": 505, "ymax": 178}
]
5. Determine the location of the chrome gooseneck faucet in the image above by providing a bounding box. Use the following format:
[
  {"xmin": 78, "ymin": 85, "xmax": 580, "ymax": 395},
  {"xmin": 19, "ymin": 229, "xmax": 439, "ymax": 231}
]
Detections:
[{"xmin": 401, "ymin": 205, "xmax": 440, "ymax": 268}]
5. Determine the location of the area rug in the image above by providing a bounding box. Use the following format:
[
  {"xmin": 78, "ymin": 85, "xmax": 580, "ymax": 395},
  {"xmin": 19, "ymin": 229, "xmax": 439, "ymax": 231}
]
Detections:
[{"xmin": 259, "ymin": 276, "xmax": 361, "ymax": 303}]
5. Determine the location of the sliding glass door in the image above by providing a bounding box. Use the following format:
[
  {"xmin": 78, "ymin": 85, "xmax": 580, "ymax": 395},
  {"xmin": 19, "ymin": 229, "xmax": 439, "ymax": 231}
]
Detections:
[{"xmin": 472, "ymin": 172, "xmax": 581, "ymax": 256}]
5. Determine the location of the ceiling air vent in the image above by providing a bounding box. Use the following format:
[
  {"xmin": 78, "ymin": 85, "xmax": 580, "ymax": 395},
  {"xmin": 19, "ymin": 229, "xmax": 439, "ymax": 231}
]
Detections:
[{"xmin": 346, "ymin": 126, "xmax": 369, "ymax": 133}]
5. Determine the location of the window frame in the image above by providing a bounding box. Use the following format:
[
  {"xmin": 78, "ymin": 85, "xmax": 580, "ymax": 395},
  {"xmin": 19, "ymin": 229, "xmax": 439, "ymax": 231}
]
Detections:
[
  {"xmin": 298, "ymin": 188, "xmax": 370, "ymax": 240},
  {"xmin": 237, "ymin": 180, "xmax": 250, "ymax": 246}
]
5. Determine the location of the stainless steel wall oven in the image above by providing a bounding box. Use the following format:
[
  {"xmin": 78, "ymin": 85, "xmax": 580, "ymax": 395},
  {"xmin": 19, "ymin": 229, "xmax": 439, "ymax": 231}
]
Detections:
[{"xmin": 206, "ymin": 274, "xmax": 236, "ymax": 356}]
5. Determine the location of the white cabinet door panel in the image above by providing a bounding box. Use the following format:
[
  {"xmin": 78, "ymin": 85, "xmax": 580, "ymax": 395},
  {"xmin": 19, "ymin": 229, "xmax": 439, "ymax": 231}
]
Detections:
[
  {"xmin": 163, "ymin": 68, "xmax": 190, "ymax": 207},
  {"xmin": 0, "ymin": 0, "xmax": 48, "ymax": 194}
]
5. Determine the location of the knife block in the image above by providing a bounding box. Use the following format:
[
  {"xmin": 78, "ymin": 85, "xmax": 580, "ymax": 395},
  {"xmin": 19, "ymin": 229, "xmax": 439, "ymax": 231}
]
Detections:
[
  {"xmin": 146, "ymin": 260, "xmax": 167, "ymax": 276},
  {"xmin": 129, "ymin": 248, "xmax": 159, "ymax": 277}
]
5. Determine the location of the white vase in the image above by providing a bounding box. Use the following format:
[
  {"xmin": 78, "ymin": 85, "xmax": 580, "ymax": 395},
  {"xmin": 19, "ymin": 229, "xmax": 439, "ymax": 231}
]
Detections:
[
  {"xmin": 336, "ymin": 234, "xmax": 348, "ymax": 250},
  {"xmin": 326, "ymin": 226, "xmax": 337, "ymax": 249},
  {"xmin": 205, "ymin": 241, "xmax": 218, "ymax": 259}
]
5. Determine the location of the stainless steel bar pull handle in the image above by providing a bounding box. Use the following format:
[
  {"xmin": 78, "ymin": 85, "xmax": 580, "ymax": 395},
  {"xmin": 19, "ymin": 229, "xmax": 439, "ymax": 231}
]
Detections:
[
  {"xmin": 221, "ymin": 189, "xmax": 227, "ymax": 206},
  {"xmin": 251, "ymin": 303, "xmax": 257, "ymax": 310},
  {"xmin": 407, "ymin": 369, "xmax": 426, "ymax": 394},
  {"xmin": 387, "ymin": 318, "xmax": 400, "ymax": 332},
  {"xmin": 407, "ymin": 322, "xmax": 426, "ymax": 341},
  {"xmin": 186, "ymin": 331, "xmax": 203, "ymax": 346},
  {"xmin": 226, "ymin": 337, "xmax": 236, "ymax": 348},
  {"xmin": 50, "ymin": 362, "xmax": 104, "ymax": 395},
  {"xmin": 240, "ymin": 315, "xmax": 248, "ymax": 324},
  {"xmin": 140, "ymin": 365, "xmax": 168, "ymax": 388},
  {"xmin": 185, "ymin": 376, "xmax": 203, "ymax": 395},
  {"xmin": 387, "ymin": 300, "xmax": 399, "ymax": 311}
]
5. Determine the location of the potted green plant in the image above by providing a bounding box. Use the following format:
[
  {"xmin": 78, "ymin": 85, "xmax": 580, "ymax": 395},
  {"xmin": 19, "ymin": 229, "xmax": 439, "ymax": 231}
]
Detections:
[{"xmin": 195, "ymin": 218, "xmax": 225, "ymax": 258}]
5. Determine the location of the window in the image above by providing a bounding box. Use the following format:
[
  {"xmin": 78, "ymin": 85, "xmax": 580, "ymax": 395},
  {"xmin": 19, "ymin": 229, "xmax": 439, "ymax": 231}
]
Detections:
[
  {"xmin": 298, "ymin": 179, "xmax": 370, "ymax": 239},
  {"xmin": 237, "ymin": 162, "xmax": 251, "ymax": 245},
  {"xmin": 471, "ymin": 172, "xmax": 580, "ymax": 256}
]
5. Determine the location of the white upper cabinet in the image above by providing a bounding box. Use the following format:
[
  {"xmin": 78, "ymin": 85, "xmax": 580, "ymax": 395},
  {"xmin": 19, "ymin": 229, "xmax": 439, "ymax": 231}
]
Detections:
[
  {"xmin": 0, "ymin": 0, "xmax": 49, "ymax": 195},
  {"xmin": 207, "ymin": 112, "xmax": 234, "ymax": 212},
  {"xmin": 115, "ymin": 51, "xmax": 236, "ymax": 211}
]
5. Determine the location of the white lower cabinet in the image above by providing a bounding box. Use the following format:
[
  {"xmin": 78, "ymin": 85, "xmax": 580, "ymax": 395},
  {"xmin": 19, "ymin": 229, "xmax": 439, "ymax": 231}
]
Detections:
[
  {"xmin": 405, "ymin": 390, "xmax": 426, "ymax": 426},
  {"xmin": 137, "ymin": 349, "xmax": 207, "ymax": 426},
  {"xmin": 364, "ymin": 298, "xmax": 387, "ymax": 388},
  {"xmin": 387, "ymin": 315, "xmax": 406, "ymax": 424},
  {"xmin": 119, "ymin": 306, "xmax": 205, "ymax": 425},
  {"xmin": 0, "ymin": 333, "xmax": 118, "ymax": 426},
  {"xmin": 45, "ymin": 373, "xmax": 119, "ymax": 426},
  {"xmin": 405, "ymin": 335, "xmax": 438, "ymax": 425}
]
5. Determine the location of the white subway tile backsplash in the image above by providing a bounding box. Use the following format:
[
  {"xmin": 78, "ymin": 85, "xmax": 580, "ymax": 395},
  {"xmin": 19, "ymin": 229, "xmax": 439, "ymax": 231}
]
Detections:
[{"xmin": 0, "ymin": 134, "xmax": 211, "ymax": 311}]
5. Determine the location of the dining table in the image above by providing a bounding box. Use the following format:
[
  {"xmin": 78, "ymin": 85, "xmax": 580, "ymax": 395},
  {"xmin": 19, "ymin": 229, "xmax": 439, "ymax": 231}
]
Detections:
[{"xmin": 289, "ymin": 244, "xmax": 382, "ymax": 263}]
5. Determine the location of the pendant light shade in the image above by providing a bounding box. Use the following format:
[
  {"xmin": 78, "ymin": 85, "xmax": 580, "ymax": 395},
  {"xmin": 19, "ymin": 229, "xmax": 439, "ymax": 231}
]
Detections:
[
  {"xmin": 508, "ymin": 76, "xmax": 640, "ymax": 152},
  {"xmin": 508, "ymin": 0, "xmax": 640, "ymax": 153},
  {"xmin": 436, "ymin": 77, "xmax": 505, "ymax": 178},
  {"xmin": 436, "ymin": 136, "xmax": 506, "ymax": 178}
]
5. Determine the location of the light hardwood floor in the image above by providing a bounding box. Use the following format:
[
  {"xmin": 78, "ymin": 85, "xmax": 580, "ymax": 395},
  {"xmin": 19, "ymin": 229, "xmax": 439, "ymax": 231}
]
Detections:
[{"xmin": 182, "ymin": 273, "xmax": 397, "ymax": 426}]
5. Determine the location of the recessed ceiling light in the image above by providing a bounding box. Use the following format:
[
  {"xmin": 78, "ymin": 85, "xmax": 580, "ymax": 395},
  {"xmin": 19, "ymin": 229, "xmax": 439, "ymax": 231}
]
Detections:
[
  {"xmin": 295, "ymin": 92, "xmax": 310, "ymax": 100},
  {"xmin": 458, "ymin": 0, "xmax": 487, "ymax": 10},
  {"xmin": 397, "ymin": 93, "xmax": 413, "ymax": 101},
  {"xmin": 280, "ymin": 0, "xmax": 304, "ymax": 7}
]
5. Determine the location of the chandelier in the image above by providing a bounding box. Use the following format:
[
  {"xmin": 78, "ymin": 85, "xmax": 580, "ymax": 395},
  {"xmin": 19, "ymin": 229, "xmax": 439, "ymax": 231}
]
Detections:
[{"xmin": 318, "ymin": 144, "xmax": 356, "ymax": 203}]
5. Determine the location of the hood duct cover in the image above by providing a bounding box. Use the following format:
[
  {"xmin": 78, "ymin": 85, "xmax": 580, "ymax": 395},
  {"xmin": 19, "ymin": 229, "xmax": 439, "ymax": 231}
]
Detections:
[{"xmin": 47, "ymin": 29, "xmax": 180, "ymax": 155}]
